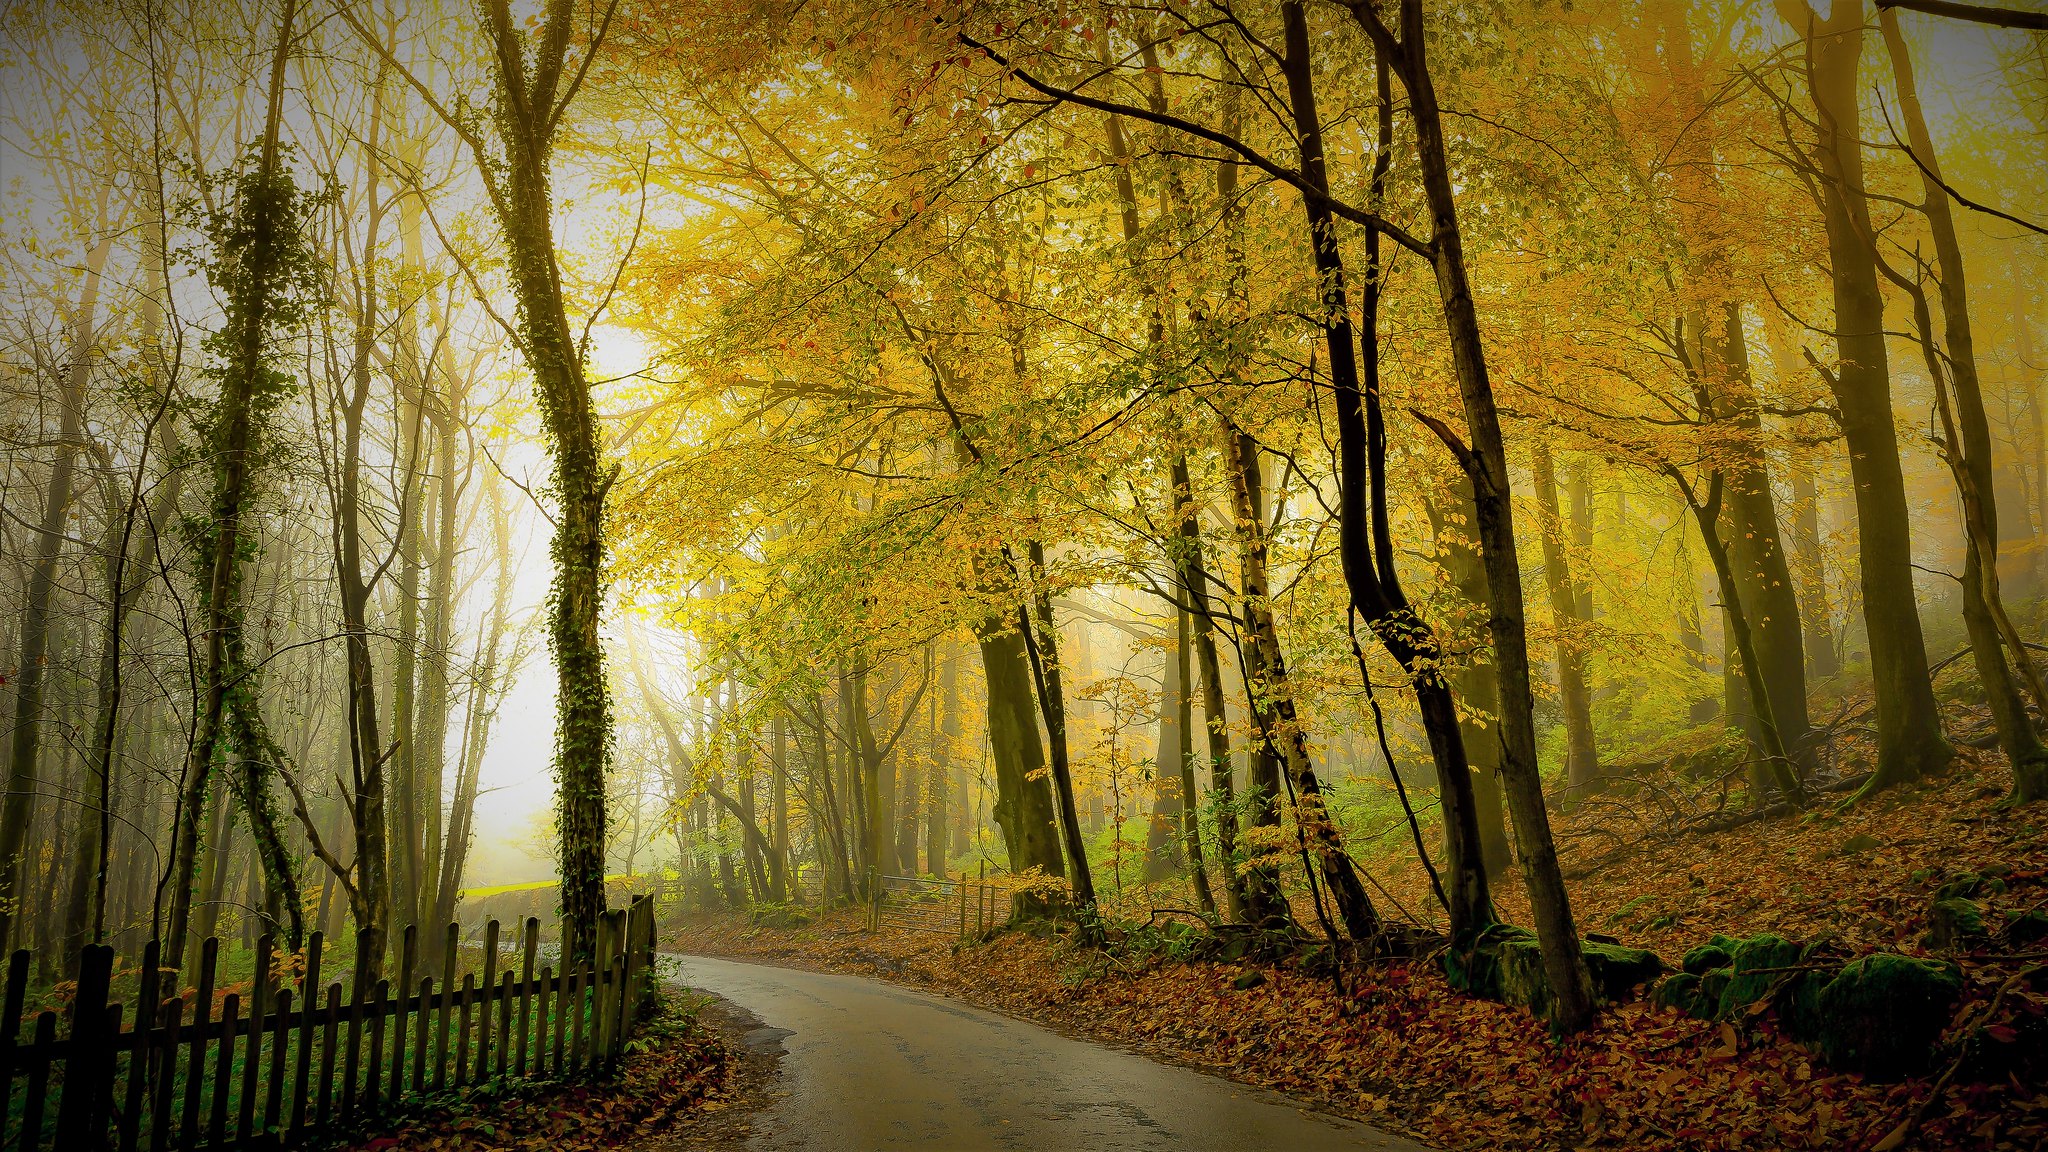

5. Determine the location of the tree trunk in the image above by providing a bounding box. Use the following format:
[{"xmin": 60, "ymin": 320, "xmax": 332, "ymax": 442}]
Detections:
[
  {"xmin": 166, "ymin": 0, "xmax": 308, "ymax": 968},
  {"xmin": 1020, "ymin": 541, "xmax": 1096, "ymax": 910},
  {"xmin": 2, "ymin": 209, "xmax": 109, "ymax": 955},
  {"xmin": 1175, "ymin": 606, "xmax": 1217, "ymax": 914},
  {"xmin": 1530, "ymin": 442, "xmax": 1600, "ymax": 801},
  {"xmin": 1221, "ymin": 416, "xmax": 1378, "ymax": 942},
  {"xmin": 1776, "ymin": 0, "xmax": 1952, "ymax": 793},
  {"xmin": 970, "ymin": 558, "xmax": 1065, "ymax": 880},
  {"xmin": 1142, "ymin": 622, "xmax": 1188, "ymax": 882},
  {"xmin": 1879, "ymin": 8, "xmax": 2048, "ymax": 804},
  {"xmin": 477, "ymin": 0, "xmax": 612, "ymax": 961},
  {"xmin": 1347, "ymin": 0, "xmax": 1594, "ymax": 1028}
]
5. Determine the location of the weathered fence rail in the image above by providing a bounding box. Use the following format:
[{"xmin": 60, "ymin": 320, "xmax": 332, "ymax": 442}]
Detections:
[
  {"xmin": 0, "ymin": 896, "xmax": 658, "ymax": 1151},
  {"xmin": 867, "ymin": 869, "xmax": 1027, "ymax": 938}
]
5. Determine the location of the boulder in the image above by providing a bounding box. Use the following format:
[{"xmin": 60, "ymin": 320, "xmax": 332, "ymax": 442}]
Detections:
[
  {"xmin": 1813, "ymin": 954, "xmax": 1962, "ymax": 1080},
  {"xmin": 1717, "ymin": 933, "xmax": 1802, "ymax": 1018},
  {"xmin": 1681, "ymin": 937, "xmax": 1736, "ymax": 975},
  {"xmin": 1446, "ymin": 923, "xmax": 1662, "ymax": 1023},
  {"xmin": 1927, "ymin": 897, "xmax": 1987, "ymax": 951}
]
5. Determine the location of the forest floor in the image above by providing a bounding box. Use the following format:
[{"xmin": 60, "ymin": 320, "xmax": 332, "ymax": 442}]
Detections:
[
  {"xmin": 325, "ymin": 993, "xmax": 742, "ymax": 1152},
  {"xmin": 669, "ymin": 752, "xmax": 2048, "ymax": 1152}
]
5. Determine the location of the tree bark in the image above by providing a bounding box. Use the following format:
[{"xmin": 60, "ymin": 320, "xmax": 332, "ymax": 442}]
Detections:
[
  {"xmin": 1530, "ymin": 442, "xmax": 1601, "ymax": 800},
  {"xmin": 1, "ymin": 209, "xmax": 110, "ymax": 955},
  {"xmin": 475, "ymin": 0, "xmax": 613, "ymax": 960},
  {"xmin": 1345, "ymin": 0, "xmax": 1594, "ymax": 1028},
  {"xmin": 1775, "ymin": 0, "xmax": 1952, "ymax": 793},
  {"xmin": 1879, "ymin": 7, "xmax": 2048, "ymax": 804}
]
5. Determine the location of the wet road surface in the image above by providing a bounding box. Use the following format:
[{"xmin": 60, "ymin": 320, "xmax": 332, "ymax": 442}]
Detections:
[{"xmin": 667, "ymin": 953, "xmax": 1431, "ymax": 1152}]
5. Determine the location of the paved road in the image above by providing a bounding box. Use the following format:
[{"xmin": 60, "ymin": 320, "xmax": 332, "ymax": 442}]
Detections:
[{"xmin": 668, "ymin": 953, "xmax": 1430, "ymax": 1152}]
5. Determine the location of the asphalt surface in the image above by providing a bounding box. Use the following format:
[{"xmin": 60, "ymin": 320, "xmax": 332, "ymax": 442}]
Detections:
[{"xmin": 667, "ymin": 953, "xmax": 1431, "ymax": 1152}]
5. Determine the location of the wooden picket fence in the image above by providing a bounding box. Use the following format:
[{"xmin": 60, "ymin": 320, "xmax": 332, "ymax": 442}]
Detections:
[{"xmin": 0, "ymin": 896, "xmax": 659, "ymax": 1151}]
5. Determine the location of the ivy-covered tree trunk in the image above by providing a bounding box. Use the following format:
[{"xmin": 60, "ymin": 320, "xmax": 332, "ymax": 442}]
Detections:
[
  {"xmin": 476, "ymin": 0, "xmax": 612, "ymax": 962},
  {"xmin": 166, "ymin": 0, "xmax": 311, "ymax": 970}
]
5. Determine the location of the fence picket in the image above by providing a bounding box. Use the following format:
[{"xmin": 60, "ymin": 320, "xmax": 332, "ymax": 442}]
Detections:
[
  {"xmin": 569, "ymin": 964, "xmax": 588, "ymax": 1072},
  {"xmin": 208, "ymin": 992, "xmax": 237, "ymax": 1144},
  {"xmin": 265, "ymin": 987, "xmax": 290, "ymax": 1134},
  {"xmin": 21, "ymin": 1010, "xmax": 56, "ymax": 1152},
  {"xmin": 516, "ymin": 918, "xmax": 537, "ymax": 1076},
  {"xmin": 410, "ymin": 977, "xmax": 431, "ymax": 1094},
  {"xmin": 316, "ymin": 983, "xmax": 340, "ymax": 1128},
  {"xmin": 55, "ymin": 943, "xmax": 113, "ymax": 1146},
  {"xmin": 290, "ymin": 931, "xmax": 321, "ymax": 1136},
  {"xmin": 147, "ymin": 998, "xmax": 182, "ymax": 1152},
  {"xmin": 554, "ymin": 965, "xmax": 574, "ymax": 1075},
  {"xmin": 179, "ymin": 938, "xmax": 217, "ymax": 1149},
  {"xmin": 237, "ymin": 933, "xmax": 271, "ymax": 1143},
  {"xmin": 494, "ymin": 971, "xmax": 512, "ymax": 1079},
  {"xmin": 391, "ymin": 924, "xmax": 416, "ymax": 1103},
  {"xmin": 475, "ymin": 920, "xmax": 499, "ymax": 1083},
  {"xmin": 533, "ymin": 965, "xmax": 553, "ymax": 1077},
  {"xmin": 455, "ymin": 973, "xmax": 475, "ymax": 1089},
  {"xmin": 117, "ymin": 938, "xmax": 160, "ymax": 1152},
  {"xmin": 435, "ymin": 923, "xmax": 457, "ymax": 1092},
  {"xmin": 366, "ymin": 980, "xmax": 391, "ymax": 1112}
]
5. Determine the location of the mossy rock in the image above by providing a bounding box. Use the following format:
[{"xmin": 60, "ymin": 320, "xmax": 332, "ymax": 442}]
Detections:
[
  {"xmin": 1717, "ymin": 933, "xmax": 1803, "ymax": 1018},
  {"xmin": 1651, "ymin": 971, "xmax": 1715, "ymax": 1017},
  {"xmin": 1681, "ymin": 939, "xmax": 1736, "ymax": 976},
  {"xmin": 1584, "ymin": 939, "xmax": 1664, "ymax": 1000},
  {"xmin": 1443, "ymin": 923, "xmax": 1537, "ymax": 1001},
  {"xmin": 1927, "ymin": 897, "xmax": 1986, "ymax": 951},
  {"xmin": 1446, "ymin": 924, "xmax": 1661, "ymax": 1021},
  {"xmin": 2005, "ymin": 909, "xmax": 2048, "ymax": 946},
  {"xmin": 1934, "ymin": 873, "xmax": 2007, "ymax": 900},
  {"xmin": 1813, "ymin": 954, "xmax": 1962, "ymax": 1080}
]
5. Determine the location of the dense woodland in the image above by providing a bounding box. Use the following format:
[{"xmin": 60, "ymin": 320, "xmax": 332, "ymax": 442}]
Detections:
[{"xmin": 3, "ymin": 0, "xmax": 2048, "ymax": 1138}]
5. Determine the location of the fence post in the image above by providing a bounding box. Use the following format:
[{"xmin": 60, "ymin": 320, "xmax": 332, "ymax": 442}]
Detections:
[
  {"xmin": 54, "ymin": 943, "xmax": 114, "ymax": 1146},
  {"xmin": 22, "ymin": 1011, "xmax": 57, "ymax": 1151},
  {"xmin": 475, "ymin": 919, "xmax": 500, "ymax": 1083},
  {"xmin": 290, "ymin": 930, "xmax": 322, "ymax": 1135},
  {"xmin": 238, "ymin": 933, "xmax": 272, "ymax": 1142},
  {"xmin": 118, "ymin": 938, "xmax": 161, "ymax": 1152},
  {"xmin": 517, "ymin": 917, "xmax": 538, "ymax": 1075},
  {"xmin": 148, "ymin": 997, "xmax": 183, "ymax": 1152},
  {"xmin": 180, "ymin": 937, "xmax": 218, "ymax": 1148},
  {"xmin": 391, "ymin": 923, "xmax": 416, "ymax": 1104}
]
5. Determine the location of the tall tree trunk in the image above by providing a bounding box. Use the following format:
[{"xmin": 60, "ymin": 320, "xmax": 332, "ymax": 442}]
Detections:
[
  {"xmin": 1347, "ymin": 0, "xmax": 1594, "ymax": 1028},
  {"xmin": 166, "ymin": 0, "xmax": 308, "ymax": 969},
  {"xmin": 1221, "ymin": 418, "xmax": 1379, "ymax": 942},
  {"xmin": 1174, "ymin": 605, "xmax": 1217, "ymax": 914},
  {"xmin": 1700, "ymin": 304, "xmax": 1814, "ymax": 780},
  {"xmin": 1426, "ymin": 482, "xmax": 1514, "ymax": 881},
  {"xmin": 1, "ymin": 206, "xmax": 110, "ymax": 955},
  {"xmin": 1880, "ymin": 8, "xmax": 2048, "ymax": 804},
  {"xmin": 770, "ymin": 711, "xmax": 791, "ymax": 900},
  {"xmin": 925, "ymin": 643, "xmax": 956, "ymax": 877},
  {"xmin": 1276, "ymin": 13, "xmax": 1490, "ymax": 947},
  {"xmin": 1020, "ymin": 542, "xmax": 1095, "ymax": 910},
  {"xmin": 1530, "ymin": 442, "xmax": 1600, "ymax": 801},
  {"xmin": 475, "ymin": 0, "xmax": 613, "ymax": 961},
  {"xmin": 969, "ymin": 558, "xmax": 1065, "ymax": 881},
  {"xmin": 1142, "ymin": 622, "xmax": 1188, "ymax": 881},
  {"xmin": 1775, "ymin": 0, "xmax": 1952, "ymax": 793}
]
